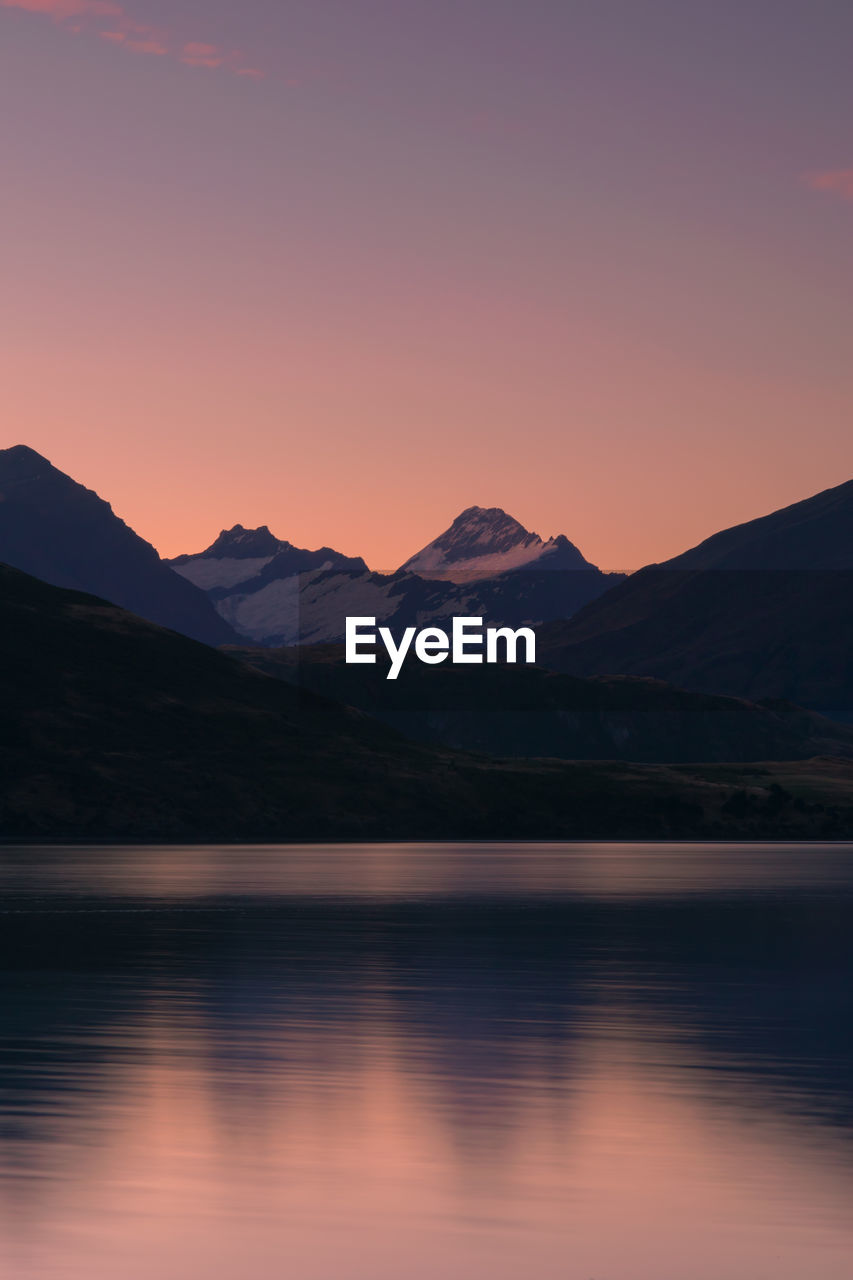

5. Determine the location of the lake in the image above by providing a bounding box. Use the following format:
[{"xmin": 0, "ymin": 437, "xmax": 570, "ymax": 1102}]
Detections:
[{"xmin": 0, "ymin": 842, "xmax": 851, "ymax": 1279}]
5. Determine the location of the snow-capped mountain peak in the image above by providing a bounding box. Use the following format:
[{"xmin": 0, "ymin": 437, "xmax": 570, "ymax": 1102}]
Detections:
[
  {"xmin": 399, "ymin": 506, "xmax": 593, "ymax": 581},
  {"xmin": 169, "ymin": 526, "xmax": 368, "ymax": 595},
  {"xmin": 168, "ymin": 506, "xmax": 616, "ymax": 646}
]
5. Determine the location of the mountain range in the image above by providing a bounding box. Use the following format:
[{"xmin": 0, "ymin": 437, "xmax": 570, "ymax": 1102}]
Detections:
[
  {"xmin": 537, "ymin": 477, "xmax": 853, "ymax": 718},
  {"xmin": 0, "ymin": 447, "xmax": 621, "ymax": 649},
  {"xmin": 169, "ymin": 508, "xmax": 620, "ymax": 646},
  {"xmin": 2, "ymin": 441, "xmax": 852, "ymax": 781}
]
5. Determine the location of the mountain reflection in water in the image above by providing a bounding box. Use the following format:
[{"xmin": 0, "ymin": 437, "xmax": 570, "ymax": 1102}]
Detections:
[{"xmin": 0, "ymin": 843, "xmax": 851, "ymax": 1280}]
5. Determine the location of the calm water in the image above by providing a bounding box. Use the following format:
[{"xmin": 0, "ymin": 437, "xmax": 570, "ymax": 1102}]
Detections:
[{"xmin": 0, "ymin": 842, "xmax": 852, "ymax": 1280}]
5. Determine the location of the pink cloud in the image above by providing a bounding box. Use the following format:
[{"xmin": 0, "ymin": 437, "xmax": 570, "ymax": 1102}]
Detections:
[
  {"xmin": 804, "ymin": 169, "xmax": 853, "ymax": 203},
  {"xmin": 3, "ymin": 0, "xmax": 263, "ymax": 76},
  {"xmin": 2, "ymin": 0, "xmax": 121, "ymax": 15},
  {"xmin": 180, "ymin": 41, "xmax": 224, "ymax": 69}
]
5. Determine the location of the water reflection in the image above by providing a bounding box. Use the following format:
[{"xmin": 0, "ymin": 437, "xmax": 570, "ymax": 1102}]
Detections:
[{"xmin": 0, "ymin": 844, "xmax": 851, "ymax": 1279}]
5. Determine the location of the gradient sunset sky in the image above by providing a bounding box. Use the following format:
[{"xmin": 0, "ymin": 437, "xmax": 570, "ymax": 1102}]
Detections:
[{"xmin": 2, "ymin": 0, "xmax": 852, "ymax": 570}]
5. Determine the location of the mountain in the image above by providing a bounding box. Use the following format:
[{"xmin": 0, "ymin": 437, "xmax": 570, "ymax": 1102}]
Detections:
[
  {"xmin": 171, "ymin": 510, "xmax": 621, "ymax": 646},
  {"xmin": 170, "ymin": 524, "xmax": 368, "ymax": 591},
  {"xmin": 4, "ymin": 561, "xmax": 853, "ymax": 840},
  {"xmin": 653, "ymin": 478, "xmax": 853, "ymax": 571},
  {"xmin": 400, "ymin": 506, "xmax": 594, "ymax": 580},
  {"xmin": 232, "ymin": 643, "xmax": 853, "ymax": 765},
  {"xmin": 0, "ymin": 445, "xmax": 238, "ymax": 646},
  {"xmin": 537, "ymin": 478, "xmax": 853, "ymax": 717}
]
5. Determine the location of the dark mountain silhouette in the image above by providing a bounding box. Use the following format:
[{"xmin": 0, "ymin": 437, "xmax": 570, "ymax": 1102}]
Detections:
[
  {"xmin": 400, "ymin": 506, "xmax": 594, "ymax": 579},
  {"xmin": 538, "ymin": 478, "xmax": 853, "ymax": 718},
  {"xmin": 656, "ymin": 478, "xmax": 853, "ymax": 571},
  {"xmin": 231, "ymin": 644, "xmax": 853, "ymax": 764},
  {"xmin": 174, "ymin": 524, "xmax": 289, "ymax": 562},
  {"xmin": 0, "ymin": 445, "xmax": 238, "ymax": 646},
  {"xmin": 3, "ymin": 562, "xmax": 852, "ymax": 840}
]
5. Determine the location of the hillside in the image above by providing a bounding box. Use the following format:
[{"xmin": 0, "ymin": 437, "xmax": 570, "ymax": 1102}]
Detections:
[
  {"xmin": 0, "ymin": 445, "xmax": 237, "ymax": 646},
  {"xmin": 231, "ymin": 644, "xmax": 853, "ymax": 764},
  {"xmin": 538, "ymin": 478, "xmax": 853, "ymax": 718}
]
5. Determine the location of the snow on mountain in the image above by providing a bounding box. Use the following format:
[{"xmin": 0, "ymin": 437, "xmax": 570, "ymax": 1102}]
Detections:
[
  {"xmin": 169, "ymin": 526, "xmax": 367, "ymax": 595},
  {"xmin": 217, "ymin": 569, "xmax": 405, "ymax": 647},
  {"xmin": 174, "ymin": 556, "xmax": 278, "ymax": 591},
  {"xmin": 400, "ymin": 506, "xmax": 594, "ymax": 581},
  {"xmin": 204, "ymin": 561, "xmax": 621, "ymax": 647},
  {"xmin": 169, "ymin": 525, "xmax": 284, "ymax": 590},
  {"xmin": 215, "ymin": 567, "xmax": 462, "ymax": 647}
]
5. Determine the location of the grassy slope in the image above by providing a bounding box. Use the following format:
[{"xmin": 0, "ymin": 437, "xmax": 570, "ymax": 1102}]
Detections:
[{"xmin": 227, "ymin": 642, "xmax": 853, "ymax": 764}]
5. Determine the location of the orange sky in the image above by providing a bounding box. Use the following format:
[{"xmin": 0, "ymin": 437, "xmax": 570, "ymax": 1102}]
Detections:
[{"xmin": 3, "ymin": 1, "xmax": 853, "ymax": 570}]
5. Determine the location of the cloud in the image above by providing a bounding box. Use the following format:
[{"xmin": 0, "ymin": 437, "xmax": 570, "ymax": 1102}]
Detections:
[
  {"xmin": 2, "ymin": 0, "xmax": 120, "ymax": 15},
  {"xmin": 804, "ymin": 169, "xmax": 853, "ymax": 203},
  {"xmin": 180, "ymin": 41, "xmax": 225, "ymax": 69},
  {"xmin": 2, "ymin": 0, "xmax": 265, "ymax": 76}
]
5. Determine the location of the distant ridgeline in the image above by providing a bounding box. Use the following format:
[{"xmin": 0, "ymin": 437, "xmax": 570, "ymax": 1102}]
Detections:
[{"xmin": 168, "ymin": 507, "xmax": 621, "ymax": 647}]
